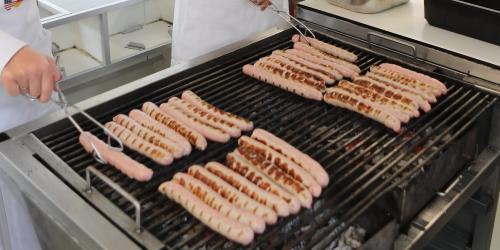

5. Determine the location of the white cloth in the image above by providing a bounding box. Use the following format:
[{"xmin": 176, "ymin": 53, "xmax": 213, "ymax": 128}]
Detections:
[
  {"xmin": 1, "ymin": 1, "xmax": 52, "ymax": 249},
  {"xmin": 0, "ymin": 0, "xmax": 57, "ymax": 133},
  {"xmin": 172, "ymin": 0, "xmax": 289, "ymax": 64}
]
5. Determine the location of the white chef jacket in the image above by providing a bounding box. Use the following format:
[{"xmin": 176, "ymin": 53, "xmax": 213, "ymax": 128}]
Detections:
[
  {"xmin": 172, "ymin": 0, "xmax": 289, "ymax": 64},
  {"xmin": 0, "ymin": 0, "xmax": 57, "ymax": 133},
  {"xmin": 1, "ymin": 1, "xmax": 52, "ymax": 250}
]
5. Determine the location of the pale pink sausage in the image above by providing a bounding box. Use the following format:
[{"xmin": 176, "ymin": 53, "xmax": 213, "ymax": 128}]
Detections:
[
  {"xmin": 291, "ymin": 34, "xmax": 358, "ymax": 62},
  {"xmin": 234, "ymin": 148, "xmax": 313, "ymax": 208},
  {"xmin": 272, "ymin": 50, "xmax": 342, "ymax": 81},
  {"xmin": 205, "ymin": 162, "xmax": 290, "ymax": 217},
  {"xmin": 380, "ymin": 63, "xmax": 447, "ymax": 94},
  {"xmin": 129, "ymin": 109, "xmax": 192, "ymax": 155},
  {"xmin": 181, "ymin": 90, "xmax": 254, "ymax": 131},
  {"xmin": 105, "ymin": 122, "xmax": 173, "ymax": 165},
  {"xmin": 251, "ymin": 129, "xmax": 329, "ymax": 187},
  {"xmin": 113, "ymin": 114, "xmax": 184, "ymax": 159},
  {"xmin": 337, "ymin": 81, "xmax": 411, "ymax": 123},
  {"xmin": 286, "ymin": 49, "xmax": 358, "ymax": 79},
  {"xmin": 292, "ymin": 42, "xmax": 361, "ymax": 73},
  {"xmin": 371, "ymin": 66, "xmax": 438, "ymax": 101},
  {"xmin": 168, "ymin": 97, "xmax": 241, "ymax": 137},
  {"xmin": 324, "ymin": 88, "xmax": 401, "ymax": 133},
  {"xmin": 366, "ymin": 72, "xmax": 432, "ymax": 112},
  {"xmin": 226, "ymin": 152, "xmax": 302, "ymax": 213},
  {"xmin": 353, "ymin": 76, "xmax": 420, "ymax": 117},
  {"xmin": 265, "ymin": 54, "xmax": 335, "ymax": 84},
  {"xmin": 188, "ymin": 165, "xmax": 278, "ymax": 225},
  {"xmin": 242, "ymin": 64, "xmax": 323, "ymax": 101},
  {"xmin": 160, "ymin": 103, "xmax": 230, "ymax": 143},
  {"xmin": 158, "ymin": 181, "xmax": 254, "ymax": 245},
  {"xmin": 79, "ymin": 132, "xmax": 153, "ymax": 182},
  {"xmin": 256, "ymin": 57, "xmax": 326, "ymax": 92},
  {"xmin": 173, "ymin": 173, "xmax": 266, "ymax": 234},
  {"xmin": 142, "ymin": 102, "xmax": 207, "ymax": 150},
  {"xmin": 239, "ymin": 136, "xmax": 322, "ymax": 197}
]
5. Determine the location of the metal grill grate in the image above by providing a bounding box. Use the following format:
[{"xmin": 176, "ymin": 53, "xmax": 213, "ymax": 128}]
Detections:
[{"xmin": 35, "ymin": 29, "xmax": 497, "ymax": 249}]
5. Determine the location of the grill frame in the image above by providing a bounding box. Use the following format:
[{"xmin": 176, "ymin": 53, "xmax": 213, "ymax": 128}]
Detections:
[{"xmin": 18, "ymin": 26, "xmax": 498, "ymax": 250}]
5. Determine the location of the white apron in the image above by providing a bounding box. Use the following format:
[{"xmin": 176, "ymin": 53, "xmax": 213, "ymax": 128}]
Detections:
[
  {"xmin": 172, "ymin": 0, "xmax": 289, "ymax": 64},
  {"xmin": 1, "ymin": 1, "xmax": 55, "ymax": 249},
  {"xmin": 0, "ymin": 0, "xmax": 57, "ymax": 133}
]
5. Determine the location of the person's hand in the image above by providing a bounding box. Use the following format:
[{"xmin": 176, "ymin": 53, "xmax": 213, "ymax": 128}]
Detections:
[
  {"xmin": 251, "ymin": 0, "xmax": 272, "ymax": 10},
  {"xmin": 1, "ymin": 46, "xmax": 60, "ymax": 103}
]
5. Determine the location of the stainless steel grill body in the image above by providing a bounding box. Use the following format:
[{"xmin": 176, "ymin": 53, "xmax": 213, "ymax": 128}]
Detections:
[{"xmin": 0, "ymin": 8, "xmax": 499, "ymax": 250}]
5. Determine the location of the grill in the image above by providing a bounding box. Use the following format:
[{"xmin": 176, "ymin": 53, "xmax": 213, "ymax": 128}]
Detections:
[{"xmin": 32, "ymin": 29, "xmax": 497, "ymax": 249}]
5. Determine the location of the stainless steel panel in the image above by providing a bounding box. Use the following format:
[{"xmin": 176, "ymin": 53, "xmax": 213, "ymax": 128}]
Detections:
[
  {"xmin": 326, "ymin": 0, "xmax": 409, "ymax": 13},
  {"xmin": 0, "ymin": 138, "xmax": 142, "ymax": 250}
]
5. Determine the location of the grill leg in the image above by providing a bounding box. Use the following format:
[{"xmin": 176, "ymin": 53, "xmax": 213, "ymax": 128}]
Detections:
[{"xmin": 474, "ymin": 164, "xmax": 500, "ymax": 250}]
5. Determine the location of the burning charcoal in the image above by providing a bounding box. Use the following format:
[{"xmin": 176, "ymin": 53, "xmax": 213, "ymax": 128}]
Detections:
[
  {"xmin": 280, "ymin": 216, "xmax": 301, "ymax": 233},
  {"xmin": 328, "ymin": 217, "xmax": 338, "ymax": 226},
  {"xmin": 334, "ymin": 245, "xmax": 352, "ymax": 250},
  {"xmin": 289, "ymin": 240, "xmax": 307, "ymax": 250},
  {"xmin": 313, "ymin": 199, "xmax": 324, "ymax": 212},
  {"xmin": 397, "ymin": 159, "xmax": 409, "ymax": 168},
  {"xmin": 372, "ymin": 154, "xmax": 384, "ymax": 164},
  {"xmin": 312, "ymin": 126, "xmax": 328, "ymax": 137},
  {"xmin": 222, "ymin": 242, "xmax": 232, "ymax": 249},
  {"xmin": 355, "ymin": 227, "xmax": 366, "ymax": 238},
  {"xmin": 325, "ymin": 239, "xmax": 339, "ymax": 250},
  {"xmin": 347, "ymin": 239, "xmax": 362, "ymax": 249},
  {"xmin": 337, "ymin": 239, "xmax": 346, "ymax": 247},
  {"xmin": 316, "ymin": 208, "xmax": 333, "ymax": 222},
  {"xmin": 417, "ymin": 158, "xmax": 425, "ymax": 166},
  {"xmin": 301, "ymin": 225, "xmax": 311, "ymax": 232},
  {"xmin": 424, "ymin": 127, "xmax": 433, "ymax": 136}
]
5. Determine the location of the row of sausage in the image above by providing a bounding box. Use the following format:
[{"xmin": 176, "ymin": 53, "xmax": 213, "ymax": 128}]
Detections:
[
  {"xmin": 159, "ymin": 129, "xmax": 329, "ymax": 245},
  {"xmin": 79, "ymin": 90, "xmax": 254, "ymax": 181}
]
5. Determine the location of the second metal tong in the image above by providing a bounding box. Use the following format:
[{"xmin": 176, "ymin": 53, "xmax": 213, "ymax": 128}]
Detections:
[{"xmin": 251, "ymin": 1, "xmax": 316, "ymax": 44}]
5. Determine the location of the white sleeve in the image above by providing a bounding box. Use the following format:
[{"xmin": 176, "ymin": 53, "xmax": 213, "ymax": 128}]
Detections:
[{"xmin": 0, "ymin": 30, "xmax": 26, "ymax": 74}]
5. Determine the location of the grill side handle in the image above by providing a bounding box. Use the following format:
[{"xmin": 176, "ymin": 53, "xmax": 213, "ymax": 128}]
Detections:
[
  {"xmin": 367, "ymin": 31, "xmax": 417, "ymax": 61},
  {"xmin": 85, "ymin": 166, "xmax": 142, "ymax": 233}
]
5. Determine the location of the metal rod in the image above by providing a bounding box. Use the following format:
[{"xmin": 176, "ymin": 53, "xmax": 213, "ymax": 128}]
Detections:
[{"xmin": 85, "ymin": 166, "xmax": 142, "ymax": 233}]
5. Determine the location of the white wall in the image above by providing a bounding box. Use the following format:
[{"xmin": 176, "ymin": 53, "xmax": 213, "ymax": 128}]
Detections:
[
  {"xmin": 74, "ymin": 16, "xmax": 103, "ymax": 62},
  {"xmin": 107, "ymin": 0, "xmax": 172, "ymax": 35},
  {"xmin": 161, "ymin": 0, "xmax": 175, "ymax": 23},
  {"xmin": 50, "ymin": 23, "xmax": 81, "ymax": 50}
]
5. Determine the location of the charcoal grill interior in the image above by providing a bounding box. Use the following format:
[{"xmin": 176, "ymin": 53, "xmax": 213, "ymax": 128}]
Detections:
[{"xmin": 33, "ymin": 29, "xmax": 498, "ymax": 249}]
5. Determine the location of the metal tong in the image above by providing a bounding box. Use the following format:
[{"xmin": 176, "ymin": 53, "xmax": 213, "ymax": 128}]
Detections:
[
  {"xmin": 22, "ymin": 84, "xmax": 124, "ymax": 164},
  {"xmin": 251, "ymin": 1, "xmax": 316, "ymax": 44}
]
